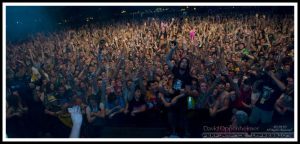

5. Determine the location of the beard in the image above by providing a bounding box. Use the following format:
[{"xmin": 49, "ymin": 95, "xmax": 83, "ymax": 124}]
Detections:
[{"xmin": 179, "ymin": 67, "xmax": 186, "ymax": 71}]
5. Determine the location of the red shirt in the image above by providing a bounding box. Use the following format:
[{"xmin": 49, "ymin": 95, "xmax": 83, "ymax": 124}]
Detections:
[{"xmin": 233, "ymin": 86, "xmax": 252, "ymax": 109}]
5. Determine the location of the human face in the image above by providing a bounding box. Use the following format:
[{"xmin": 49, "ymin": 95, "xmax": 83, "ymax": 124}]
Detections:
[
  {"xmin": 59, "ymin": 87, "xmax": 65, "ymax": 94},
  {"xmin": 90, "ymin": 66, "xmax": 96, "ymax": 73},
  {"xmin": 111, "ymin": 80, "xmax": 116, "ymax": 87},
  {"xmin": 80, "ymin": 82, "xmax": 85, "ymax": 88},
  {"xmin": 212, "ymin": 89, "xmax": 218, "ymax": 97},
  {"xmin": 199, "ymin": 74, "xmax": 205, "ymax": 81},
  {"xmin": 287, "ymin": 77, "xmax": 294, "ymax": 88},
  {"xmin": 239, "ymin": 43, "xmax": 244, "ymax": 49},
  {"xmin": 90, "ymin": 99, "xmax": 97, "ymax": 107},
  {"xmin": 106, "ymin": 87, "xmax": 112, "ymax": 94},
  {"xmin": 191, "ymin": 69, "xmax": 197, "ymax": 76},
  {"xmin": 97, "ymin": 80, "xmax": 102, "ymax": 87},
  {"xmin": 150, "ymin": 83, "xmax": 155, "ymax": 91},
  {"xmin": 192, "ymin": 80, "xmax": 197, "ymax": 86},
  {"xmin": 43, "ymin": 79, "xmax": 48, "ymax": 85},
  {"xmin": 217, "ymin": 84, "xmax": 225, "ymax": 92},
  {"xmin": 200, "ymin": 83, "xmax": 207, "ymax": 92},
  {"xmin": 243, "ymin": 84, "xmax": 251, "ymax": 91},
  {"xmin": 180, "ymin": 59, "xmax": 188, "ymax": 70},
  {"xmin": 164, "ymin": 65, "xmax": 168, "ymax": 71},
  {"xmin": 225, "ymin": 83, "xmax": 231, "ymax": 91},
  {"xmin": 127, "ymin": 80, "xmax": 132, "ymax": 87},
  {"xmin": 284, "ymin": 64, "xmax": 290, "ymax": 72},
  {"xmin": 135, "ymin": 89, "xmax": 141, "ymax": 99},
  {"xmin": 12, "ymin": 91, "xmax": 20, "ymax": 97},
  {"xmin": 116, "ymin": 88, "xmax": 122, "ymax": 96},
  {"xmin": 88, "ymin": 87, "xmax": 92, "ymax": 93},
  {"xmin": 50, "ymin": 84, "xmax": 55, "ymax": 91},
  {"xmin": 154, "ymin": 82, "xmax": 159, "ymax": 90},
  {"xmin": 75, "ymin": 98, "xmax": 82, "ymax": 105},
  {"xmin": 211, "ymin": 47, "xmax": 216, "ymax": 53}
]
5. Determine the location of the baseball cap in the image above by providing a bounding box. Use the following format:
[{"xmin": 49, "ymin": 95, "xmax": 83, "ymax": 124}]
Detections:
[{"xmin": 234, "ymin": 110, "xmax": 248, "ymax": 126}]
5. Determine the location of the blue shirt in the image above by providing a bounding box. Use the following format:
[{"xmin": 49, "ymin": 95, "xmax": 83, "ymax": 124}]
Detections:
[{"xmin": 106, "ymin": 95, "xmax": 126, "ymax": 110}]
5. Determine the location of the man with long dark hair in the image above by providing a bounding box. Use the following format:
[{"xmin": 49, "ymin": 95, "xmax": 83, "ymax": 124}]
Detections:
[{"xmin": 164, "ymin": 40, "xmax": 193, "ymax": 137}]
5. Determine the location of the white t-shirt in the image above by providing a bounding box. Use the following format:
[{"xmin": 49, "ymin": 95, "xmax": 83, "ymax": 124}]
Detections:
[{"xmin": 31, "ymin": 66, "xmax": 41, "ymax": 82}]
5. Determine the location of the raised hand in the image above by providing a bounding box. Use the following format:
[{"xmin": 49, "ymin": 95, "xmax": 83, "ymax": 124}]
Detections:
[
  {"xmin": 130, "ymin": 111, "xmax": 136, "ymax": 117},
  {"xmin": 68, "ymin": 106, "xmax": 83, "ymax": 138},
  {"xmin": 69, "ymin": 106, "xmax": 83, "ymax": 125},
  {"xmin": 171, "ymin": 97, "xmax": 178, "ymax": 105},
  {"xmin": 158, "ymin": 92, "xmax": 164, "ymax": 100},
  {"xmin": 267, "ymin": 70, "xmax": 275, "ymax": 77},
  {"xmin": 170, "ymin": 42, "xmax": 176, "ymax": 50}
]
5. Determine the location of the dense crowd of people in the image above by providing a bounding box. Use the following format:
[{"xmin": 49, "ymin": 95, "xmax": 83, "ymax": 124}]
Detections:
[{"xmin": 6, "ymin": 10, "xmax": 294, "ymax": 138}]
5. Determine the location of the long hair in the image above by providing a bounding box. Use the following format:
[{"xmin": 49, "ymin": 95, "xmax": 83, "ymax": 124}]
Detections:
[
  {"xmin": 253, "ymin": 80, "xmax": 264, "ymax": 92},
  {"xmin": 177, "ymin": 57, "xmax": 191, "ymax": 76},
  {"xmin": 134, "ymin": 85, "xmax": 145, "ymax": 101},
  {"xmin": 107, "ymin": 92, "xmax": 117, "ymax": 103},
  {"xmin": 7, "ymin": 92, "xmax": 21, "ymax": 109},
  {"xmin": 87, "ymin": 96, "xmax": 100, "ymax": 112}
]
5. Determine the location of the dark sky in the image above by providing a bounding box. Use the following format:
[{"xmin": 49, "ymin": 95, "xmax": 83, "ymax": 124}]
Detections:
[
  {"xmin": 6, "ymin": 6, "xmax": 294, "ymax": 43},
  {"xmin": 6, "ymin": 6, "xmax": 59, "ymax": 42}
]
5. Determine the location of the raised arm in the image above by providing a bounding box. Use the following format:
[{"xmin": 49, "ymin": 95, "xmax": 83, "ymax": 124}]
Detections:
[
  {"xmin": 159, "ymin": 92, "xmax": 172, "ymax": 107},
  {"xmin": 170, "ymin": 93, "xmax": 186, "ymax": 105},
  {"xmin": 85, "ymin": 106, "xmax": 96, "ymax": 123},
  {"xmin": 78, "ymin": 66, "xmax": 87, "ymax": 79},
  {"xmin": 267, "ymin": 71, "xmax": 286, "ymax": 91},
  {"xmin": 129, "ymin": 70, "xmax": 140, "ymax": 95},
  {"xmin": 93, "ymin": 44, "xmax": 103, "ymax": 80},
  {"xmin": 138, "ymin": 59, "xmax": 147, "ymax": 95},
  {"xmin": 201, "ymin": 75, "xmax": 221, "ymax": 107},
  {"xmin": 166, "ymin": 43, "xmax": 177, "ymax": 70},
  {"xmin": 41, "ymin": 46, "xmax": 46, "ymax": 64},
  {"xmin": 167, "ymin": 18, "xmax": 175, "ymax": 31},
  {"xmin": 121, "ymin": 59, "xmax": 127, "ymax": 92},
  {"xmin": 226, "ymin": 73, "xmax": 241, "ymax": 98},
  {"xmin": 95, "ymin": 103, "xmax": 106, "ymax": 118},
  {"xmin": 153, "ymin": 18, "xmax": 160, "ymax": 31},
  {"xmin": 131, "ymin": 103, "xmax": 146, "ymax": 114},
  {"xmin": 215, "ymin": 92, "xmax": 230, "ymax": 113},
  {"xmin": 264, "ymin": 28, "xmax": 272, "ymax": 49},
  {"xmin": 207, "ymin": 75, "xmax": 221, "ymax": 96},
  {"xmin": 68, "ymin": 106, "xmax": 83, "ymax": 138},
  {"xmin": 28, "ymin": 48, "xmax": 37, "ymax": 66},
  {"xmin": 101, "ymin": 78, "xmax": 107, "ymax": 103},
  {"xmin": 274, "ymin": 94, "xmax": 286, "ymax": 115},
  {"xmin": 112, "ymin": 49, "xmax": 125, "ymax": 79}
]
